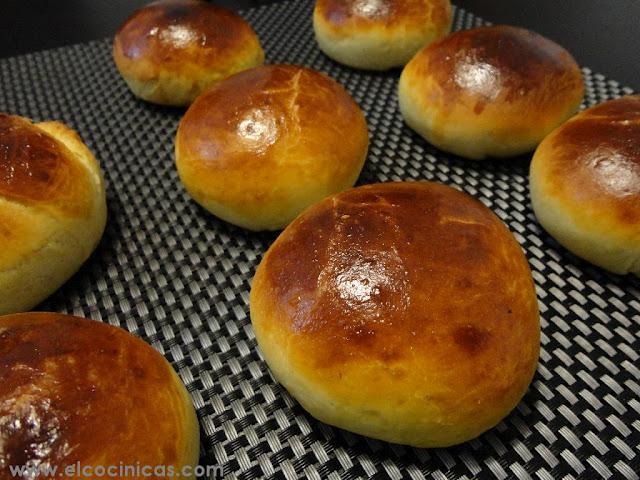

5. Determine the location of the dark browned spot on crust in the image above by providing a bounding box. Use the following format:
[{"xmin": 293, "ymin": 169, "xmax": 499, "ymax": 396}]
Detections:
[
  {"xmin": 474, "ymin": 101, "xmax": 487, "ymax": 114},
  {"xmin": 0, "ymin": 114, "xmax": 90, "ymax": 212},
  {"xmin": 453, "ymin": 324, "xmax": 491, "ymax": 355},
  {"xmin": 456, "ymin": 277, "xmax": 474, "ymax": 289},
  {"xmin": 0, "ymin": 313, "xmax": 186, "ymax": 477}
]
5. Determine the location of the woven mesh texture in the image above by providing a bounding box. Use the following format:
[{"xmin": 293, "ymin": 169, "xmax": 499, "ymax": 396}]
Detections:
[{"xmin": 0, "ymin": 1, "xmax": 638, "ymax": 478}]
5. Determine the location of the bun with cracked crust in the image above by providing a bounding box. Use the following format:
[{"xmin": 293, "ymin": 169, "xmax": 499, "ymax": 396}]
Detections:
[
  {"xmin": 250, "ymin": 181, "xmax": 540, "ymax": 447},
  {"xmin": 175, "ymin": 64, "xmax": 369, "ymax": 231}
]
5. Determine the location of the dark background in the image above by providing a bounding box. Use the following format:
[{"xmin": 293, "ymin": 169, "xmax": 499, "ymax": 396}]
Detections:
[{"xmin": 0, "ymin": 0, "xmax": 638, "ymax": 90}]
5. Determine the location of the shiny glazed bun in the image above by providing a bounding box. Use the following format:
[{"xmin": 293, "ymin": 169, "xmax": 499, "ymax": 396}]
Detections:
[
  {"xmin": 399, "ymin": 25, "xmax": 584, "ymax": 159},
  {"xmin": 313, "ymin": 0, "xmax": 452, "ymax": 70},
  {"xmin": 0, "ymin": 312, "xmax": 199, "ymax": 478},
  {"xmin": 0, "ymin": 114, "xmax": 106, "ymax": 315},
  {"xmin": 250, "ymin": 181, "xmax": 540, "ymax": 447},
  {"xmin": 113, "ymin": 0, "xmax": 264, "ymax": 106},
  {"xmin": 175, "ymin": 65, "xmax": 369, "ymax": 231},
  {"xmin": 530, "ymin": 95, "xmax": 640, "ymax": 276}
]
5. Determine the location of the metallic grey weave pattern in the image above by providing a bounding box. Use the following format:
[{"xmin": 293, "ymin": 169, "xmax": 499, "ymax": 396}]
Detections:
[{"xmin": 0, "ymin": 1, "xmax": 638, "ymax": 478}]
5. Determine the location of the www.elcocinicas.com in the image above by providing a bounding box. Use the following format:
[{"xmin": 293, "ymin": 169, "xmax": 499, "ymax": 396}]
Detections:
[{"xmin": 9, "ymin": 462, "xmax": 223, "ymax": 478}]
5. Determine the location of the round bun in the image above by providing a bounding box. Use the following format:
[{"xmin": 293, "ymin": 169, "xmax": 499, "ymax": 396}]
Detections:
[
  {"xmin": 0, "ymin": 114, "xmax": 106, "ymax": 315},
  {"xmin": 113, "ymin": 0, "xmax": 264, "ymax": 106},
  {"xmin": 250, "ymin": 181, "xmax": 540, "ymax": 447},
  {"xmin": 399, "ymin": 25, "xmax": 584, "ymax": 159},
  {"xmin": 176, "ymin": 64, "xmax": 369, "ymax": 231},
  {"xmin": 530, "ymin": 95, "xmax": 640, "ymax": 276},
  {"xmin": 0, "ymin": 312, "xmax": 199, "ymax": 477},
  {"xmin": 313, "ymin": 0, "xmax": 452, "ymax": 70}
]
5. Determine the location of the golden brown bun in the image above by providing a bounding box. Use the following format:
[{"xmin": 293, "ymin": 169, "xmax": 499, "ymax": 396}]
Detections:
[
  {"xmin": 113, "ymin": 0, "xmax": 264, "ymax": 106},
  {"xmin": 530, "ymin": 95, "xmax": 640, "ymax": 275},
  {"xmin": 175, "ymin": 65, "xmax": 369, "ymax": 231},
  {"xmin": 250, "ymin": 181, "xmax": 540, "ymax": 447},
  {"xmin": 313, "ymin": 0, "xmax": 452, "ymax": 70},
  {"xmin": 0, "ymin": 312, "xmax": 199, "ymax": 478},
  {"xmin": 0, "ymin": 114, "xmax": 106, "ymax": 315},
  {"xmin": 399, "ymin": 25, "xmax": 584, "ymax": 159}
]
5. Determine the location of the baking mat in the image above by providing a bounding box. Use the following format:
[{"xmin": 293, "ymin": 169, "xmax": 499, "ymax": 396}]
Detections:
[{"xmin": 0, "ymin": 1, "xmax": 638, "ymax": 478}]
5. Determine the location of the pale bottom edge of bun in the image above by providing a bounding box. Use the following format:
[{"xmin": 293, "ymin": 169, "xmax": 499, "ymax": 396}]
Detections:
[
  {"xmin": 259, "ymin": 343, "xmax": 527, "ymax": 449},
  {"xmin": 122, "ymin": 53, "xmax": 264, "ymax": 107},
  {"xmin": 530, "ymin": 176, "xmax": 640, "ymax": 276},
  {"xmin": 251, "ymin": 306, "xmax": 528, "ymax": 449},
  {"xmin": 398, "ymin": 82, "xmax": 550, "ymax": 160},
  {"xmin": 0, "ymin": 208, "xmax": 107, "ymax": 315},
  {"xmin": 123, "ymin": 74, "xmax": 207, "ymax": 107},
  {"xmin": 176, "ymin": 148, "xmax": 368, "ymax": 232},
  {"xmin": 313, "ymin": 24, "xmax": 439, "ymax": 71},
  {"xmin": 168, "ymin": 366, "xmax": 201, "ymax": 479},
  {"xmin": 191, "ymin": 196, "xmax": 296, "ymax": 232}
]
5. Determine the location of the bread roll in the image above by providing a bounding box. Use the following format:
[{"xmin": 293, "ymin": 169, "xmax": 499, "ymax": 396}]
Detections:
[
  {"xmin": 399, "ymin": 25, "xmax": 584, "ymax": 159},
  {"xmin": 313, "ymin": 0, "xmax": 452, "ymax": 70},
  {"xmin": 0, "ymin": 312, "xmax": 199, "ymax": 478},
  {"xmin": 175, "ymin": 64, "xmax": 369, "ymax": 231},
  {"xmin": 113, "ymin": 0, "xmax": 264, "ymax": 106},
  {"xmin": 0, "ymin": 114, "xmax": 106, "ymax": 315},
  {"xmin": 530, "ymin": 95, "xmax": 640, "ymax": 276},
  {"xmin": 250, "ymin": 181, "xmax": 540, "ymax": 447}
]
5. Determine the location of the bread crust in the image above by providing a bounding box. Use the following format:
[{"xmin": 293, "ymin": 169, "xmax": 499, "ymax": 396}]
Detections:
[
  {"xmin": 313, "ymin": 0, "xmax": 452, "ymax": 70},
  {"xmin": 175, "ymin": 65, "xmax": 369, "ymax": 231},
  {"xmin": 113, "ymin": 0, "xmax": 264, "ymax": 106},
  {"xmin": 399, "ymin": 25, "xmax": 584, "ymax": 159},
  {"xmin": 0, "ymin": 115, "xmax": 106, "ymax": 314},
  {"xmin": 250, "ymin": 181, "xmax": 540, "ymax": 447},
  {"xmin": 0, "ymin": 312, "xmax": 199, "ymax": 479},
  {"xmin": 530, "ymin": 95, "xmax": 640, "ymax": 275}
]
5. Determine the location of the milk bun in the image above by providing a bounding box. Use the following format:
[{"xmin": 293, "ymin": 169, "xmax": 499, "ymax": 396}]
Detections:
[
  {"xmin": 175, "ymin": 64, "xmax": 369, "ymax": 231},
  {"xmin": 0, "ymin": 312, "xmax": 200, "ymax": 479},
  {"xmin": 399, "ymin": 25, "xmax": 584, "ymax": 159},
  {"xmin": 530, "ymin": 95, "xmax": 640, "ymax": 276},
  {"xmin": 313, "ymin": 0, "xmax": 452, "ymax": 70},
  {"xmin": 250, "ymin": 181, "xmax": 540, "ymax": 447},
  {"xmin": 113, "ymin": 0, "xmax": 264, "ymax": 106},
  {"xmin": 0, "ymin": 114, "xmax": 106, "ymax": 315}
]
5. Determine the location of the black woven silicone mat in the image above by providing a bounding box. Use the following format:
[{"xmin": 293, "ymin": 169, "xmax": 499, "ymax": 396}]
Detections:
[{"xmin": 1, "ymin": 1, "xmax": 638, "ymax": 478}]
